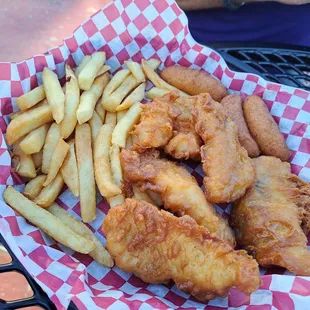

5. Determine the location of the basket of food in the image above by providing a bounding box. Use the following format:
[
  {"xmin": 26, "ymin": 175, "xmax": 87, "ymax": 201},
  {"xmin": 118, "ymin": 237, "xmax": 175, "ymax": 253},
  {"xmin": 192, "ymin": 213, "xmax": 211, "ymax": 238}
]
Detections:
[{"xmin": 0, "ymin": 0, "xmax": 309, "ymax": 309}]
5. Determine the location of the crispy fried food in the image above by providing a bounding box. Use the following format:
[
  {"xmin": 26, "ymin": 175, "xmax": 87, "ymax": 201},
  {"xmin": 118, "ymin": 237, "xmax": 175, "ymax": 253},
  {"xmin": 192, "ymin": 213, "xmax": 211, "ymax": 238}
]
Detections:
[
  {"xmin": 121, "ymin": 149, "xmax": 234, "ymax": 246},
  {"xmin": 221, "ymin": 94, "xmax": 260, "ymax": 157},
  {"xmin": 192, "ymin": 93, "xmax": 255, "ymax": 203},
  {"xmin": 232, "ymin": 156, "xmax": 310, "ymax": 276},
  {"xmin": 132, "ymin": 93, "xmax": 202, "ymax": 160},
  {"xmin": 243, "ymin": 95, "xmax": 291, "ymax": 162},
  {"xmin": 159, "ymin": 66, "xmax": 228, "ymax": 101},
  {"xmin": 103, "ymin": 199, "xmax": 261, "ymax": 301}
]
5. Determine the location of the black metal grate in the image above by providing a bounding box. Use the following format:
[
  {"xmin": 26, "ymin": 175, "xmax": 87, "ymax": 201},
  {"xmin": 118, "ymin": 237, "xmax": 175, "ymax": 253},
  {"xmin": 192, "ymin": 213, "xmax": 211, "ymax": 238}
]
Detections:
[{"xmin": 212, "ymin": 43, "xmax": 310, "ymax": 91}]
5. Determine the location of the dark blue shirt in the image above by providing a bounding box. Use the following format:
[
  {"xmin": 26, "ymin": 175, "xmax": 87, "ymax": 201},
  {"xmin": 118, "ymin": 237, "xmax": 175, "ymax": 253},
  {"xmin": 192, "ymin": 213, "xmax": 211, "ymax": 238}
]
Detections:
[{"xmin": 186, "ymin": 3, "xmax": 310, "ymax": 46}]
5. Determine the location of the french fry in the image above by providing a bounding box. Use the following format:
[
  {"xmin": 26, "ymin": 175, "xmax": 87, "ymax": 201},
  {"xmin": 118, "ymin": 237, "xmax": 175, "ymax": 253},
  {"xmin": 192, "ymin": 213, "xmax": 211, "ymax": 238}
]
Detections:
[
  {"xmin": 34, "ymin": 173, "xmax": 64, "ymax": 208},
  {"xmin": 10, "ymin": 100, "xmax": 47, "ymax": 120},
  {"xmin": 147, "ymin": 58, "xmax": 161, "ymax": 70},
  {"xmin": 132, "ymin": 185, "xmax": 154, "ymax": 204},
  {"xmin": 61, "ymin": 140, "xmax": 79, "ymax": 197},
  {"xmin": 102, "ymin": 75, "xmax": 139, "ymax": 112},
  {"xmin": 6, "ymin": 103, "xmax": 53, "ymax": 145},
  {"xmin": 19, "ymin": 124, "xmax": 50, "ymax": 155},
  {"xmin": 95, "ymin": 99, "xmax": 106, "ymax": 122},
  {"xmin": 101, "ymin": 69, "xmax": 130, "ymax": 102},
  {"xmin": 78, "ymin": 52, "xmax": 106, "ymax": 91},
  {"xmin": 75, "ymin": 55, "xmax": 91, "ymax": 77},
  {"xmin": 94, "ymin": 125, "xmax": 121, "ymax": 197},
  {"xmin": 105, "ymin": 112, "xmax": 117, "ymax": 126},
  {"xmin": 96, "ymin": 65, "xmax": 110, "ymax": 77},
  {"xmin": 146, "ymin": 87, "xmax": 170, "ymax": 100},
  {"xmin": 10, "ymin": 110, "xmax": 23, "ymax": 120},
  {"xmin": 23, "ymin": 175, "xmax": 47, "ymax": 200},
  {"xmin": 12, "ymin": 142, "xmax": 37, "ymax": 178},
  {"xmin": 43, "ymin": 139, "xmax": 70, "ymax": 186},
  {"xmin": 125, "ymin": 135, "xmax": 133, "ymax": 149},
  {"xmin": 112, "ymin": 102, "xmax": 142, "ymax": 148},
  {"xmin": 42, "ymin": 67, "xmax": 65, "ymax": 123},
  {"xmin": 75, "ymin": 124, "xmax": 96, "ymax": 222},
  {"xmin": 141, "ymin": 60, "xmax": 188, "ymax": 96},
  {"xmin": 16, "ymin": 85, "xmax": 46, "ymax": 111},
  {"xmin": 48, "ymin": 203, "xmax": 114, "ymax": 266},
  {"xmin": 116, "ymin": 82, "xmax": 146, "ymax": 111},
  {"xmin": 125, "ymin": 61, "xmax": 145, "ymax": 83},
  {"xmin": 42, "ymin": 123, "xmax": 61, "ymax": 174},
  {"xmin": 88, "ymin": 110, "xmax": 103, "ymax": 147},
  {"xmin": 109, "ymin": 144, "xmax": 122, "ymax": 188},
  {"xmin": 117, "ymin": 110, "xmax": 127, "ymax": 122},
  {"xmin": 106, "ymin": 194, "xmax": 125, "ymax": 208},
  {"xmin": 60, "ymin": 64, "xmax": 80, "ymax": 139},
  {"xmin": 4, "ymin": 186, "xmax": 94, "ymax": 254},
  {"xmin": 32, "ymin": 150, "xmax": 43, "ymax": 169},
  {"xmin": 77, "ymin": 73, "xmax": 110, "ymax": 124}
]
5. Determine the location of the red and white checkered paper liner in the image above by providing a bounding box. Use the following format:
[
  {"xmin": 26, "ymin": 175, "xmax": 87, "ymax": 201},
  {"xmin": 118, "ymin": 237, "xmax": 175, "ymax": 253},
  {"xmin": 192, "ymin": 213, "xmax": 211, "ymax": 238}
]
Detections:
[{"xmin": 0, "ymin": 0, "xmax": 310, "ymax": 309}]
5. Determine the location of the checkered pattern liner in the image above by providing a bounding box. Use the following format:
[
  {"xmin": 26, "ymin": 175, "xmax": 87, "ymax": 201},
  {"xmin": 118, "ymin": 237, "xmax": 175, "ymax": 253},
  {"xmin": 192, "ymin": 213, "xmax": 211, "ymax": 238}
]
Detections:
[{"xmin": 0, "ymin": 0, "xmax": 310, "ymax": 309}]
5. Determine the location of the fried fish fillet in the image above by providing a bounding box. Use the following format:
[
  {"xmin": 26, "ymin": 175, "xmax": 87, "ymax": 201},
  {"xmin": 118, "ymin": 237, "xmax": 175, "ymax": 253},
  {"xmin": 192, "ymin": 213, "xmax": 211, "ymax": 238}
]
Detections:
[
  {"xmin": 192, "ymin": 93, "xmax": 255, "ymax": 203},
  {"xmin": 103, "ymin": 199, "xmax": 261, "ymax": 301},
  {"xmin": 120, "ymin": 149, "xmax": 235, "ymax": 246},
  {"xmin": 232, "ymin": 156, "xmax": 310, "ymax": 275},
  {"xmin": 132, "ymin": 93, "xmax": 202, "ymax": 160}
]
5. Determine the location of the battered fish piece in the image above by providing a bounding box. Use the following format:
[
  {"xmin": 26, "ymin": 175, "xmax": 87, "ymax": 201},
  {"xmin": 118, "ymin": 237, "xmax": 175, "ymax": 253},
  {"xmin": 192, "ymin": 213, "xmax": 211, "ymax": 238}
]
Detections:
[
  {"xmin": 132, "ymin": 93, "xmax": 202, "ymax": 160},
  {"xmin": 103, "ymin": 199, "xmax": 261, "ymax": 301},
  {"xmin": 121, "ymin": 149, "xmax": 234, "ymax": 246},
  {"xmin": 232, "ymin": 156, "xmax": 310, "ymax": 275},
  {"xmin": 192, "ymin": 93, "xmax": 255, "ymax": 203}
]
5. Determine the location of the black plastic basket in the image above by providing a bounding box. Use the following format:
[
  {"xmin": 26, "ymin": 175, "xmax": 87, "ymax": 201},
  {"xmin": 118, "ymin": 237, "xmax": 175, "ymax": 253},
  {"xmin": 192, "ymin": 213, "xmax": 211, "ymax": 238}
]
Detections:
[{"xmin": 1, "ymin": 43, "xmax": 309, "ymax": 310}]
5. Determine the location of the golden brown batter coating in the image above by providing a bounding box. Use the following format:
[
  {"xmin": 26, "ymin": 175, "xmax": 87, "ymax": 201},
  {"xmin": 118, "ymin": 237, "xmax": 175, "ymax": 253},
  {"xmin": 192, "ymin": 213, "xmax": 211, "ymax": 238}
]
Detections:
[{"xmin": 103, "ymin": 199, "xmax": 261, "ymax": 301}]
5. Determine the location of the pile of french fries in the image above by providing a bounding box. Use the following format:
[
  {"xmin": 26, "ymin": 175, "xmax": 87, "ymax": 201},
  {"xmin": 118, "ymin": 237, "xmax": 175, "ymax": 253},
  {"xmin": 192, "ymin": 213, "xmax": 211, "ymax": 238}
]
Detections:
[{"xmin": 3, "ymin": 51, "xmax": 182, "ymax": 266}]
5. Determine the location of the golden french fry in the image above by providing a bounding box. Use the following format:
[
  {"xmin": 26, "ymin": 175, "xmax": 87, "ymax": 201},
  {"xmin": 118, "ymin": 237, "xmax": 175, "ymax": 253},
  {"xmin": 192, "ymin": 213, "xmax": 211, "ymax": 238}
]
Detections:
[
  {"xmin": 116, "ymin": 110, "xmax": 127, "ymax": 122},
  {"xmin": 105, "ymin": 112, "xmax": 117, "ymax": 126},
  {"xmin": 95, "ymin": 99, "xmax": 106, "ymax": 122},
  {"xmin": 78, "ymin": 52, "xmax": 106, "ymax": 91},
  {"xmin": 96, "ymin": 65, "xmax": 110, "ymax": 77},
  {"xmin": 125, "ymin": 61, "xmax": 145, "ymax": 83},
  {"xmin": 132, "ymin": 185, "xmax": 154, "ymax": 204},
  {"xmin": 75, "ymin": 124, "xmax": 96, "ymax": 222},
  {"xmin": 101, "ymin": 69, "xmax": 130, "ymax": 102},
  {"xmin": 110, "ymin": 144, "xmax": 122, "ymax": 188},
  {"xmin": 4, "ymin": 187, "xmax": 94, "ymax": 254},
  {"xmin": 146, "ymin": 190, "xmax": 163, "ymax": 206},
  {"xmin": 12, "ymin": 142, "xmax": 37, "ymax": 178},
  {"xmin": 75, "ymin": 55, "xmax": 91, "ymax": 77},
  {"xmin": 147, "ymin": 58, "xmax": 161, "ymax": 70},
  {"xmin": 16, "ymin": 85, "xmax": 46, "ymax": 111},
  {"xmin": 88, "ymin": 110, "xmax": 103, "ymax": 147},
  {"xmin": 48, "ymin": 203, "xmax": 114, "ymax": 266},
  {"xmin": 146, "ymin": 87, "xmax": 170, "ymax": 100},
  {"xmin": 44, "ymin": 139, "xmax": 69, "ymax": 186},
  {"xmin": 112, "ymin": 102, "xmax": 142, "ymax": 148},
  {"xmin": 94, "ymin": 124, "xmax": 122, "ymax": 197},
  {"xmin": 10, "ymin": 110, "xmax": 23, "ymax": 120},
  {"xmin": 10, "ymin": 100, "xmax": 47, "ymax": 120},
  {"xmin": 102, "ymin": 75, "xmax": 139, "ymax": 112},
  {"xmin": 125, "ymin": 135, "xmax": 133, "ymax": 149},
  {"xmin": 116, "ymin": 82, "xmax": 146, "ymax": 111},
  {"xmin": 61, "ymin": 140, "xmax": 79, "ymax": 197},
  {"xmin": 19, "ymin": 124, "xmax": 50, "ymax": 155},
  {"xmin": 77, "ymin": 73, "xmax": 110, "ymax": 124},
  {"xmin": 42, "ymin": 123, "xmax": 61, "ymax": 174},
  {"xmin": 23, "ymin": 174, "xmax": 47, "ymax": 200},
  {"xmin": 141, "ymin": 60, "xmax": 188, "ymax": 96},
  {"xmin": 42, "ymin": 67, "xmax": 65, "ymax": 123},
  {"xmin": 32, "ymin": 150, "xmax": 43, "ymax": 169},
  {"xmin": 106, "ymin": 194, "xmax": 125, "ymax": 208},
  {"xmin": 60, "ymin": 64, "xmax": 80, "ymax": 139},
  {"xmin": 6, "ymin": 103, "xmax": 53, "ymax": 145},
  {"xmin": 34, "ymin": 173, "xmax": 64, "ymax": 208}
]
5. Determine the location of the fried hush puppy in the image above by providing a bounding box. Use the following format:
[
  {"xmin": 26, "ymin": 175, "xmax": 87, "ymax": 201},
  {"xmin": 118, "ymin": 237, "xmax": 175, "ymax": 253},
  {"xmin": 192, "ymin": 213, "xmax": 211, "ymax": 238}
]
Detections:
[
  {"xmin": 103, "ymin": 199, "xmax": 261, "ymax": 301},
  {"xmin": 159, "ymin": 66, "xmax": 228, "ymax": 101},
  {"xmin": 221, "ymin": 94, "xmax": 260, "ymax": 157},
  {"xmin": 243, "ymin": 95, "xmax": 291, "ymax": 162},
  {"xmin": 232, "ymin": 156, "xmax": 310, "ymax": 276}
]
